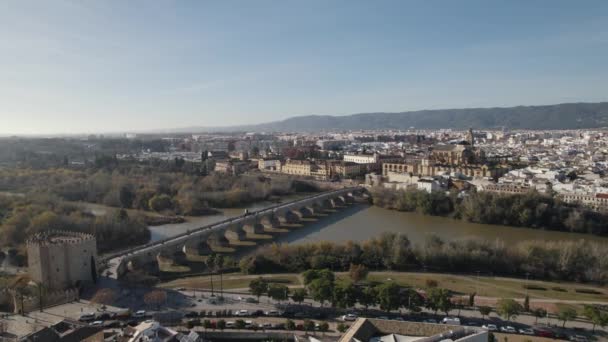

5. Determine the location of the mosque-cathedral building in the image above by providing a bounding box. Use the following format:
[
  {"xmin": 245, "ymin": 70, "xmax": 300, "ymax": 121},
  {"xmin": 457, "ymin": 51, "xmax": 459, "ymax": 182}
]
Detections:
[{"xmin": 382, "ymin": 129, "xmax": 509, "ymax": 180}]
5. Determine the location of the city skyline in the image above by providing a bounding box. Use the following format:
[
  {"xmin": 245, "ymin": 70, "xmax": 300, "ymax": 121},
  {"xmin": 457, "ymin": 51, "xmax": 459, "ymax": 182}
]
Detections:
[{"xmin": 1, "ymin": 0, "xmax": 608, "ymax": 134}]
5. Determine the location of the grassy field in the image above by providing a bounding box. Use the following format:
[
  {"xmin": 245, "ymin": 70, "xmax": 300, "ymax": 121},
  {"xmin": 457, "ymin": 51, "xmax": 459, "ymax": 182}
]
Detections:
[
  {"xmin": 357, "ymin": 272, "xmax": 608, "ymax": 302},
  {"xmin": 160, "ymin": 273, "xmax": 302, "ymax": 290},
  {"xmin": 158, "ymin": 270, "xmax": 607, "ymax": 303}
]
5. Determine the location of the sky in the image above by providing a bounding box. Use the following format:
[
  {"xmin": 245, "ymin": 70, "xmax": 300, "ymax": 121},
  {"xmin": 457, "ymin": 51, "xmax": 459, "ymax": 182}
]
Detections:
[{"xmin": 1, "ymin": 1, "xmax": 608, "ymax": 134}]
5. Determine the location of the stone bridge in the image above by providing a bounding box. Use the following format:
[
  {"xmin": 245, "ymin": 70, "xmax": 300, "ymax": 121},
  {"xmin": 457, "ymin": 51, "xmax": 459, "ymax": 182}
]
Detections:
[{"xmin": 103, "ymin": 187, "xmax": 365, "ymax": 279}]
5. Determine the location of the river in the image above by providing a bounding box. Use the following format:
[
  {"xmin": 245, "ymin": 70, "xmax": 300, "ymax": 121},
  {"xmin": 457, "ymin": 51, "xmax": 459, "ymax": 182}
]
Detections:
[{"xmin": 146, "ymin": 202, "xmax": 608, "ymax": 246}]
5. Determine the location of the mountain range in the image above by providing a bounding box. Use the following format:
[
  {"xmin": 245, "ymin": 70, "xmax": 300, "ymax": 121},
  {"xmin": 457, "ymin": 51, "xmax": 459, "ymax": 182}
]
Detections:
[{"xmin": 178, "ymin": 102, "xmax": 608, "ymax": 133}]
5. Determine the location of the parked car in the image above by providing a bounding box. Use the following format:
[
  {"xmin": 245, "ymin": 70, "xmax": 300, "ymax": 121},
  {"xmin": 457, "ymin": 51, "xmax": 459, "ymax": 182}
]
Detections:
[
  {"xmin": 79, "ymin": 313, "xmax": 96, "ymax": 322},
  {"xmin": 482, "ymin": 324, "xmax": 498, "ymax": 331},
  {"xmin": 133, "ymin": 310, "xmax": 146, "ymax": 318},
  {"xmin": 518, "ymin": 328, "xmax": 535, "ymax": 335},
  {"xmin": 90, "ymin": 321, "xmax": 103, "ymax": 327},
  {"xmin": 245, "ymin": 298, "xmax": 259, "ymax": 303},
  {"xmin": 265, "ymin": 310, "xmax": 280, "ymax": 316},
  {"xmin": 342, "ymin": 313, "xmax": 358, "ymax": 321},
  {"xmin": 185, "ymin": 311, "xmax": 198, "ymax": 318},
  {"xmin": 569, "ymin": 335, "xmax": 589, "ymax": 342},
  {"xmin": 235, "ymin": 309, "xmax": 249, "ymax": 316},
  {"xmin": 252, "ymin": 310, "xmax": 264, "ymax": 317},
  {"xmin": 225, "ymin": 321, "xmax": 235, "ymax": 328},
  {"xmin": 442, "ymin": 317, "xmax": 461, "ymax": 325},
  {"xmin": 500, "ymin": 326, "xmax": 517, "ymax": 333}
]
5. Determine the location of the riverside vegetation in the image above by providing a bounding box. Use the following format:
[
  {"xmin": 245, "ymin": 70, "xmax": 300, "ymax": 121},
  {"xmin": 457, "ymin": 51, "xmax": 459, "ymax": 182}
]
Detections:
[
  {"xmin": 371, "ymin": 187, "xmax": 608, "ymax": 236},
  {"xmin": 240, "ymin": 232, "xmax": 608, "ymax": 284}
]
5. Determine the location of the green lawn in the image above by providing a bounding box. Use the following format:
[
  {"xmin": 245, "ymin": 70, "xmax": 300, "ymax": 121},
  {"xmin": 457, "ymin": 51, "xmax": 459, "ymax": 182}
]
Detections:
[{"xmin": 160, "ymin": 273, "xmax": 302, "ymax": 290}]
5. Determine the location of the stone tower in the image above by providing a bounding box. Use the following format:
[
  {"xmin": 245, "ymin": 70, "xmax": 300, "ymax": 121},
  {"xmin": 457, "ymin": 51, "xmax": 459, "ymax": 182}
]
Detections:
[{"xmin": 27, "ymin": 231, "xmax": 98, "ymax": 290}]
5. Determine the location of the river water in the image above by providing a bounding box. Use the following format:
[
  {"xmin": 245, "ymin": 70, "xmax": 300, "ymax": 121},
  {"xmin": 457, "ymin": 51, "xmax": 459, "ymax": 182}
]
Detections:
[{"xmin": 146, "ymin": 201, "xmax": 608, "ymax": 246}]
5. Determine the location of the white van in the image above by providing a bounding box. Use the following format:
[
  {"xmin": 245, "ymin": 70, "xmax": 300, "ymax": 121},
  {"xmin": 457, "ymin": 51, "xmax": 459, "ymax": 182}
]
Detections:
[{"xmin": 442, "ymin": 317, "xmax": 461, "ymax": 325}]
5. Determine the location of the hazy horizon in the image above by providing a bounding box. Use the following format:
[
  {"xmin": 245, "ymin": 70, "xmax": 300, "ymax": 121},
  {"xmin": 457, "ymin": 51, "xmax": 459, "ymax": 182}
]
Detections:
[{"xmin": 2, "ymin": 1, "xmax": 608, "ymax": 135}]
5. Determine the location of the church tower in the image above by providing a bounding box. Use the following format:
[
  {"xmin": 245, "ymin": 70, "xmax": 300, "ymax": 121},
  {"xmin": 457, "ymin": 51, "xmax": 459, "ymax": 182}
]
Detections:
[{"xmin": 466, "ymin": 128, "xmax": 474, "ymax": 146}]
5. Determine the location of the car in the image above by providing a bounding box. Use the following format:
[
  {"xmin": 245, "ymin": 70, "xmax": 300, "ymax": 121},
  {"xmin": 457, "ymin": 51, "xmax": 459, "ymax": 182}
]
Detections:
[
  {"xmin": 261, "ymin": 322, "xmax": 273, "ymax": 329},
  {"xmin": 377, "ymin": 316, "xmax": 389, "ymax": 320},
  {"xmin": 535, "ymin": 329, "xmax": 555, "ymax": 338},
  {"xmin": 236, "ymin": 309, "xmax": 249, "ymax": 316},
  {"xmin": 272, "ymin": 323, "xmax": 285, "ymax": 330},
  {"xmin": 252, "ymin": 310, "xmax": 264, "ymax": 317},
  {"xmin": 482, "ymin": 324, "xmax": 498, "ymax": 331},
  {"xmin": 133, "ymin": 310, "xmax": 146, "ymax": 318},
  {"xmin": 265, "ymin": 310, "xmax": 280, "ymax": 316},
  {"xmin": 342, "ymin": 313, "xmax": 358, "ymax": 321},
  {"xmin": 442, "ymin": 317, "xmax": 461, "ymax": 325},
  {"xmin": 465, "ymin": 322, "xmax": 479, "ymax": 327},
  {"xmin": 424, "ymin": 319, "xmax": 438, "ymax": 324},
  {"xmin": 245, "ymin": 320, "xmax": 254, "ymax": 328},
  {"xmin": 500, "ymin": 326, "xmax": 517, "ymax": 333},
  {"xmin": 177, "ymin": 287, "xmax": 186, "ymax": 291},
  {"xmin": 90, "ymin": 320, "xmax": 103, "ymax": 326},
  {"xmin": 185, "ymin": 311, "xmax": 198, "ymax": 318},
  {"xmin": 518, "ymin": 328, "xmax": 534, "ymax": 335},
  {"xmin": 225, "ymin": 321, "xmax": 235, "ymax": 328},
  {"xmin": 245, "ymin": 297, "xmax": 259, "ymax": 304},
  {"xmin": 79, "ymin": 313, "xmax": 96, "ymax": 322},
  {"xmin": 569, "ymin": 335, "xmax": 589, "ymax": 342}
]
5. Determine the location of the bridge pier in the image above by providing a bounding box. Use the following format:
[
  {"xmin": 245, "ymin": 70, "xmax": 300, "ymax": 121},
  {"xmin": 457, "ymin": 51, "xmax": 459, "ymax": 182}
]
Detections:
[
  {"xmin": 298, "ymin": 206, "xmax": 314, "ymax": 218},
  {"xmin": 243, "ymin": 223, "xmax": 265, "ymax": 235},
  {"xmin": 260, "ymin": 214, "xmax": 281, "ymax": 229}
]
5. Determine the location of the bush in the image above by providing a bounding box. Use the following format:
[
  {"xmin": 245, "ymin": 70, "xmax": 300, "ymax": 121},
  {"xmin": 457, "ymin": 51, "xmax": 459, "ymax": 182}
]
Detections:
[
  {"xmin": 551, "ymin": 287, "xmax": 567, "ymax": 292},
  {"xmin": 522, "ymin": 284, "xmax": 547, "ymax": 291},
  {"xmin": 425, "ymin": 279, "xmax": 439, "ymax": 288},
  {"xmin": 575, "ymin": 288, "xmax": 602, "ymax": 294}
]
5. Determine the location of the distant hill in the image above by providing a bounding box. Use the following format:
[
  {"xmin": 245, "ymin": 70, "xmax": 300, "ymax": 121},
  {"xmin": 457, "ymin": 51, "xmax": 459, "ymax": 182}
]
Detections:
[{"xmin": 179, "ymin": 102, "xmax": 608, "ymax": 132}]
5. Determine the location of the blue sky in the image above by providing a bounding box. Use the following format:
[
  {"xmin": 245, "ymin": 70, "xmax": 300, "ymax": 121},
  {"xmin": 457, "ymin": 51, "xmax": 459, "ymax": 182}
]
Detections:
[{"xmin": 1, "ymin": 1, "xmax": 607, "ymax": 134}]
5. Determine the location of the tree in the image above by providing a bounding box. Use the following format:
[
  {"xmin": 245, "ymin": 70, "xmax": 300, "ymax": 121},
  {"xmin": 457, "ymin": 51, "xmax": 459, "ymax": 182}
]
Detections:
[
  {"xmin": 337, "ymin": 323, "xmax": 349, "ymax": 333},
  {"xmin": 308, "ymin": 278, "xmax": 334, "ymax": 306},
  {"xmin": 303, "ymin": 319, "xmax": 315, "ymax": 332},
  {"xmin": 268, "ymin": 284, "xmax": 289, "ymax": 303},
  {"xmin": 523, "ymin": 295, "xmax": 530, "ymax": 312},
  {"xmin": 358, "ymin": 286, "xmax": 378, "ymax": 311},
  {"xmin": 148, "ymin": 194, "xmax": 173, "ymax": 212},
  {"xmin": 203, "ymin": 319, "xmax": 212, "ymax": 332},
  {"xmin": 291, "ymin": 288, "xmax": 307, "ymax": 305},
  {"xmin": 425, "ymin": 279, "xmax": 439, "ymax": 288},
  {"xmin": 496, "ymin": 299, "xmax": 522, "ymax": 322},
  {"xmin": 349, "ymin": 264, "xmax": 369, "ymax": 283},
  {"xmin": 91, "ymin": 288, "xmax": 115, "ymax": 309},
  {"xmin": 332, "ymin": 282, "xmax": 358, "ymax": 309},
  {"xmin": 143, "ymin": 290, "xmax": 167, "ymax": 310},
  {"xmin": 286, "ymin": 319, "xmax": 296, "ymax": 331},
  {"xmin": 557, "ymin": 306, "xmax": 577, "ymax": 328},
  {"xmin": 376, "ymin": 282, "xmax": 401, "ymax": 312},
  {"xmin": 217, "ymin": 319, "xmax": 226, "ymax": 331},
  {"xmin": 318, "ymin": 321, "xmax": 329, "ymax": 334},
  {"xmin": 235, "ymin": 319, "xmax": 246, "ymax": 329},
  {"xmin": 249, "ymin": 277, "xmax": 268, "ymax": 301},
  {"xmin": 533, "ymin": 308, "xmax": 547, "ymax": 324},
  {"xmin": 427, "ymin": 288, "xmax": 452, "ymax": 315},
  {"xmin": 468, "ymin": 293, "xmax": 476, "ymax": 307},
  {"xmin": 119, "ymin": 186, "xmax": 135, "ymax": 208},
  {"xmin": 583, "ymin": 305, "xmax": 602, "ymax": 332},
  {"xmin": 479, "ymin": 306, "xmax": 492, "ymax": 320}
]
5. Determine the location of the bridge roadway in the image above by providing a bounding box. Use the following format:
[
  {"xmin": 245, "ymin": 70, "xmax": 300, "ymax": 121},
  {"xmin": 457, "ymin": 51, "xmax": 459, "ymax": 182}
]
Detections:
[{"xmin": 103, "ymin": 186, "xmax": 363, "ymax": 278}]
